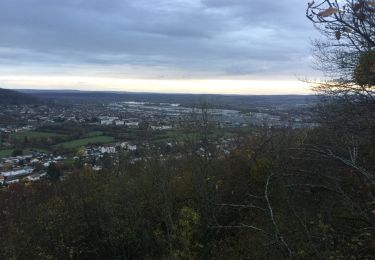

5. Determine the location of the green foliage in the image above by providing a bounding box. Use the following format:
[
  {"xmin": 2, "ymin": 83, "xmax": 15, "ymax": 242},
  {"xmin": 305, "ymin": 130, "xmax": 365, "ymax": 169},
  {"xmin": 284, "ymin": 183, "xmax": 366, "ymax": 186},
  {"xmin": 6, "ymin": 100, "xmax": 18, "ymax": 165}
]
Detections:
[
  {"xmin": 76, "ymin": 146, "xmax": 86, "ymax": 157},
  {"xmin": 354, "ymin": 50, "xmax": 375, "ymax": 86},
  {"xmin": 47, "ymin": 163, "xmax": 62, "ymax": 180},
  {"xmin": 12, "ymin": 149, "xmax": 23, "ymax": 157},
  {"xmin": 0, "ymin": 125, "xmax": 374, "ymax": 259},
  {"xmin": 250, "ymin": 157, "xmax": 271, "ymax": 181},
  {"xmin": 171, "ymin": 207, "xmax": 202, "ymax": 259}
]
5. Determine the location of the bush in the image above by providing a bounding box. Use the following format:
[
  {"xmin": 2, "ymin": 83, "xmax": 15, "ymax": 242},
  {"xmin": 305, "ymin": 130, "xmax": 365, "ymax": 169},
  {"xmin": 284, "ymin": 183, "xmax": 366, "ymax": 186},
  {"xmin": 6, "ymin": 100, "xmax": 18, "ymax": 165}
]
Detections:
[
  {"xmin": 354, "ymin": 50, "xmax": 375, "ymax": 86},
  {"xmin": 12, "ymin": 149, "xmax": 23, "ymax": 157}
]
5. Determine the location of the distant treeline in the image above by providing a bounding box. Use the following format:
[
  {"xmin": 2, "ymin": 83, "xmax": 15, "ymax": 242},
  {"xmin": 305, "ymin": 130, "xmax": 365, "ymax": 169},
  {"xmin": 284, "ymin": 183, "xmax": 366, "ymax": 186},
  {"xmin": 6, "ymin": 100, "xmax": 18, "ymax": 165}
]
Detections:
[{"xmin": 20, "ymin": 89, "xmax": 317, "ymax": 110}]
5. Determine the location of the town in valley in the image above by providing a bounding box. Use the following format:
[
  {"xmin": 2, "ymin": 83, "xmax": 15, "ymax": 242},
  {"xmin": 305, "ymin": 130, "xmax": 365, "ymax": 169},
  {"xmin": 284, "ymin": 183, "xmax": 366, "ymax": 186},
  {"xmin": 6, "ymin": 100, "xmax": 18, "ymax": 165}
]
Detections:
[{"xmin": 0, "ymin": 89, "xmax": 317, "ymax": 185}]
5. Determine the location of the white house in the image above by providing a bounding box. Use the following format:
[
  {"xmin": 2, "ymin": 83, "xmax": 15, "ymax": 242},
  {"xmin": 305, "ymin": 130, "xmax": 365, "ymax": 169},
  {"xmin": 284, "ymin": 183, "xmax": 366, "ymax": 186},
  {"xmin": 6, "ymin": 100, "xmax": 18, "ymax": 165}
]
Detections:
[
  {"xmin": 115, "ymin": 120, "xmax": 125, "ymax": 126},
  {"xmin": 26, "ymin": 173, "xmax": 42, "ymax": 182},
  {"xmin": 2, "ymin": 167, "xmax": 34, "ymax": 178}
]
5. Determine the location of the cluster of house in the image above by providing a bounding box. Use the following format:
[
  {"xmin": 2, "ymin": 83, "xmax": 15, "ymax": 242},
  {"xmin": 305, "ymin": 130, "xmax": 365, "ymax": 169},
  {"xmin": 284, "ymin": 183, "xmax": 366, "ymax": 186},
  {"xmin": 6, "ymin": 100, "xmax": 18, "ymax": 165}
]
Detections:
[
  {"xmin": 74, "ymin": 142, "xmax": 140, "ymax": 171},
  {"xmin": 0, "ymin": 125, "xmax": 34, "ymax": 134},
  {"xmin": 82, "ymin": 142, "xmax": 137, "ymax": 158},
  {"xmin": 107, "ymin": 101, "xmax": 307, "ymax": 129},
  {"xmin": 98, "ymin": 116, "xmax": 140, "ymax": 128},
  {"xmin": 151, "ymin": 125, "xmax": 173, "ymax": 130},
  {"xmin": 0, "ymin": 153, "xmax": 64, "ymax": 185},
  {"xmin": 107, "ymin": 102, "xmax": 183, "ymax": 129},
  {"xmin": 1, "ymin": 104, "xmax": 120, "ymax": 130},
  {"xmin": 0, "ymin": 167, "xmax": 44, "ymax": 185}
]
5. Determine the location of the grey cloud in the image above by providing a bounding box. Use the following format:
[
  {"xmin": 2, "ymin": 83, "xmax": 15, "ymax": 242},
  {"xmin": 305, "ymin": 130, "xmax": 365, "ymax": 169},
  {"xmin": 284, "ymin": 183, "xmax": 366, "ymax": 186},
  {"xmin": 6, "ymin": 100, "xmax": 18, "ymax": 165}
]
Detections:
[{"xmin": 0, "ymin": 0, "xmax": 318, "ymax": 79}]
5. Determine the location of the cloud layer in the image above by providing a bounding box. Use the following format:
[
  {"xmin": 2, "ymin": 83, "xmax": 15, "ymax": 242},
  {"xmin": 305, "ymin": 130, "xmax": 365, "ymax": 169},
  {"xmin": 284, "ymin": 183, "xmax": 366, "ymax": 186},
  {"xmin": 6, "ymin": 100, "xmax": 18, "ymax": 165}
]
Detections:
[{"xmin": 0, "ymin": 0, "xmax": 319, "ymax": 89}]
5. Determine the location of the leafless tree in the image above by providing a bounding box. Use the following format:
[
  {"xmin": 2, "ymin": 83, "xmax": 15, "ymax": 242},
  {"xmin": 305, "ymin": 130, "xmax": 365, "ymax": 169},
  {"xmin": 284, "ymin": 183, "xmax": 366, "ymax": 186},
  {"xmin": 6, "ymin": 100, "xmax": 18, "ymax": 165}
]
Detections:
[{"xmin": 306, "ymin": 0, "xmax": 375, "ymax": 100}]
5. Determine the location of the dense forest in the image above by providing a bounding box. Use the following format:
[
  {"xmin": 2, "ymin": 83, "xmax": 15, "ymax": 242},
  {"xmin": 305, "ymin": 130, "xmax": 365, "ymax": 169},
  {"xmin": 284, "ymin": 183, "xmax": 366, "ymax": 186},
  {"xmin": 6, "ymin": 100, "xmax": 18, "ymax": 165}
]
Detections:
[
  {"xmin": 0, "ymin": 0, "xmax": 374, "ymax": 259},
  {"xmin": 0, "ymin": 88, "xmax": 40, "ymax": 105}
]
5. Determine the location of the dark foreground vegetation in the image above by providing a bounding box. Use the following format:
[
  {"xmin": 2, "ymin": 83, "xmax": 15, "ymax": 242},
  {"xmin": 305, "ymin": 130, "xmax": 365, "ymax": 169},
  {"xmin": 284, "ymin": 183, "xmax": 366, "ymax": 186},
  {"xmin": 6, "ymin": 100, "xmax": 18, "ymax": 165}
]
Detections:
[
  {"xmin": 0, "ymin": 0, "xmax": 374, "ymax": 259},
  {"xmin": 0, "ymin": 109, "xmax": 374, "ymax": 259}
]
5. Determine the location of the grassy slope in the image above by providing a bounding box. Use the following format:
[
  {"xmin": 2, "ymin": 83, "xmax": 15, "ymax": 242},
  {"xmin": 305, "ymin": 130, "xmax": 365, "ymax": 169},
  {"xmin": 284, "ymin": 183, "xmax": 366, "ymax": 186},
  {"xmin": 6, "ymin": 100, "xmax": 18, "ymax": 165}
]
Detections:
[
  {"xmin": 0, "ymin": 149, "xmax": 14, "ymax": 159},
  {"xmin": 54, "ymin": 136, "xmax": 114, "ymax": 149},
  {"xmin": 11, "ymin": 131, "xmax": 66, "ymax": 141}
]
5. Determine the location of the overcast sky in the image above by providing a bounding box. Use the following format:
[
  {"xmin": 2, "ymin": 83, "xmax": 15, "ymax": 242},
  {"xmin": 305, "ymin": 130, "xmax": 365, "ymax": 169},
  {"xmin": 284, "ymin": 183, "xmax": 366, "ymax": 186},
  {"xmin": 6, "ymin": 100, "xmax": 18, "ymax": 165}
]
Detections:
[{"xmin": 0, "ymin": 0, "xmax": 320, "ymax": 94}]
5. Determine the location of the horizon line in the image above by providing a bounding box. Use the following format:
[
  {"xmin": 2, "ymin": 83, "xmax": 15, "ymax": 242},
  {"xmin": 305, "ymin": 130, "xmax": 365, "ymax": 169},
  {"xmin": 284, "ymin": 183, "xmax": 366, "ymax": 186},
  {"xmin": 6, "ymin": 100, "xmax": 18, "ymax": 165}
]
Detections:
[{"xmin": 10, "ymin": 87, "xmax": 316, "ymax": 97}]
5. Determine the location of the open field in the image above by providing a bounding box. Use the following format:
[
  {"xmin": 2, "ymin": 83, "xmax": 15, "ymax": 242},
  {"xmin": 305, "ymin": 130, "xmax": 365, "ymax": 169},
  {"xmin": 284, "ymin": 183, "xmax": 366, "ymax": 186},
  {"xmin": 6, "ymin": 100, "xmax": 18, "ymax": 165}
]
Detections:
[
  {"xmin": 0, "ymin": 149, "xmax": 14, "ymax": 158},
  {"xmin": 54, "ymin": 136, "xmax": 114, "ymax": 149},
  {"xmin": 0, "ymin": 149, "xmax": 38, "ymax": 159},
  {"xmin": 11, "ymin": 131, "xmax": 66, "ymax": 141},
  {"xmin": 83, "ymin": 131, "xmax": 104, "ymax": 138}
]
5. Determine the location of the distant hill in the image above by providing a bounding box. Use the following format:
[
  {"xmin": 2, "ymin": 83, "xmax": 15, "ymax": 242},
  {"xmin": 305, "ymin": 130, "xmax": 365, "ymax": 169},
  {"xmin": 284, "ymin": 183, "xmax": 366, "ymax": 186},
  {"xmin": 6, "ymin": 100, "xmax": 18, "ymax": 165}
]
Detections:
[
  {"xmin": 19, "ymin": 89, "xmax": 317, "ymax": 111},
  {"xmin": 0, "ymin": 88, "xmax": 40, "ymax": 105}
]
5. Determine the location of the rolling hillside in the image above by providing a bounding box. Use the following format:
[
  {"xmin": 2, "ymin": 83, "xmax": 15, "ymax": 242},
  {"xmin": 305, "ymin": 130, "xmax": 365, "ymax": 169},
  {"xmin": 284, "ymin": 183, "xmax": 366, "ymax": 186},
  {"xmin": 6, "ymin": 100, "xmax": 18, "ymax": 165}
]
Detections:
[{"xmin": 0, "ymin": 88, "xmax": 40, "ymax": 105}]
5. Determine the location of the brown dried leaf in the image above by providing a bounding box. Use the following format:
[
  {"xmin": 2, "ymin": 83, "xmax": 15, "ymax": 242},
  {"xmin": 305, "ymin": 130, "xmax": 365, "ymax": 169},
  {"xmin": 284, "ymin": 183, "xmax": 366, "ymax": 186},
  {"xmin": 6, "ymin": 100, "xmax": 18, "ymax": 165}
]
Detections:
[
  {"xmin": 353, "ymin": 3, "xmax": 363, "ymax": 12},
  {"xmin": 335, "ymin": 31, "xmax": 341, "ymax": 40},
  {"xmin": 318, "ymin": 7, "xmax": 339, "ymax": 17},
  {"xmin": 356, "ymin": 12, "xmax": 367, "ymax": 21}
]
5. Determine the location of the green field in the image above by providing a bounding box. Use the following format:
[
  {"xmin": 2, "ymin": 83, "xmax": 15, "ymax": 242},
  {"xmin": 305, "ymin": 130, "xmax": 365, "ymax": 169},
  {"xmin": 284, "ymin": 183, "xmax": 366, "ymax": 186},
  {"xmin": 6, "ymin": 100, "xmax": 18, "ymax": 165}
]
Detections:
[
  {"xmin": 11, "ymin": 131, "xmax": 66, "ymax": 141},
  {"xmin": 55, "ymin": 136, "xmax": 114, "ymax": 149},
  {"xmin": 83, "ymin": 131, "xmax": 104, "ymax": 138},
  {"xmin": 0, "ymin": 149, "xmax": 14, "ymax": 158}
]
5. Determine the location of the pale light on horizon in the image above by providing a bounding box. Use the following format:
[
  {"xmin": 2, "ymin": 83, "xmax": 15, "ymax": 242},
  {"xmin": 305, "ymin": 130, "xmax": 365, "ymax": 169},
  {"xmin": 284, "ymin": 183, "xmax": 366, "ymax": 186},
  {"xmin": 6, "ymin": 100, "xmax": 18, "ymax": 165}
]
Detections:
[{"xmin": 0, "ymin": 75, "xmax": 312, "ymax": 95}]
